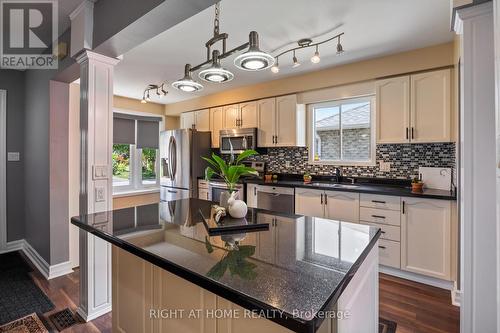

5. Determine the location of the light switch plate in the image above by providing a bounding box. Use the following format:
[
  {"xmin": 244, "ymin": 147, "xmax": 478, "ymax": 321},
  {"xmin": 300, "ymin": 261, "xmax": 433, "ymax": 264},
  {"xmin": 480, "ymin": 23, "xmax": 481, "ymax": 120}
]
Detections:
[
  {"xmin": 93, "ymin": 165, "xmax": 108, "ymax": 180},
  {"xmin": 379, "ymin": 161, "xmax": 391, "ymax": 172},
  {"xmin": 7, "ymin": 152, "xmax": 20, "ymax": 161}
]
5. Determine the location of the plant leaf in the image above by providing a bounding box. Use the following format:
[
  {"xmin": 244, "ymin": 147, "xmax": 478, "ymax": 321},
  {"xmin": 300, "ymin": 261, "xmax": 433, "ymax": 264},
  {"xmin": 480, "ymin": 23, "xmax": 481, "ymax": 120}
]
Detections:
[
  {"xmin": 211, "ymin": 154, "xmax": 228, "ymax": 175},
  {"xmin": 201, "ymin": 156, "xmax": 220, "ymax": 172},
  {"xmin": 206, "ymin": 258, "xmax": 228, "ymax": 280},
  {"xmin": 236, "ymin": 150, "xmax": 259, "ymax": 164},
  {"xmin": 204, "ymin": 166, "xmax": 217, "ymax": 181},
  {"xmin": 205, "ymin": 236, "xmax": 214, "ymax": 254}
]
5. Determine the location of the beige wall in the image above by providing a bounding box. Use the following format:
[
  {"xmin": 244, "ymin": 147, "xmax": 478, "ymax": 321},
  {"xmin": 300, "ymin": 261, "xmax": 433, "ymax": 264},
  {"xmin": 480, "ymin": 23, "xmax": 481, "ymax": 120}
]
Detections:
[
  {"xmin": 164, "ymin": 42, "xmax": 455, "ymax": 115},
  {"xmin": 113, "ymin": 95, "xmax": 180, "ymax": 130}
]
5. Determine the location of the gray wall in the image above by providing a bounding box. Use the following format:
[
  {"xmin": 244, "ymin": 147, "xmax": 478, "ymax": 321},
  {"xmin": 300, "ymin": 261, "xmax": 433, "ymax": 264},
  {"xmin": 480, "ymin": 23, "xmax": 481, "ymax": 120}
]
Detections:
[{"xmin": 0, "ymin": 69, "xmax": 25, "ymax": 242}]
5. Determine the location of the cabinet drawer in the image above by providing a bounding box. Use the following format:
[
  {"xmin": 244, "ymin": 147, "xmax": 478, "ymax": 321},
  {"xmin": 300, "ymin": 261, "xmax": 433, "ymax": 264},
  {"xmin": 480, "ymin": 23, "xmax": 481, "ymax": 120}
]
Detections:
[
  {"xmin": 360, "ymin": 194, "xmax": 401, "ymax": 211},
  {"xmin": 360, "ymin": 222, "xmax": 400, "ymax": 242},
  {"xmin": 378, "ymin": 239, "xmax": 401, "ymax": 269},
  {"xmin": 198, "ymin": 179, "xmax": 209, "ymax": 189},
  {"xmin": 360, "ymin": 207, "xmax": 401, "ymax": 226}
]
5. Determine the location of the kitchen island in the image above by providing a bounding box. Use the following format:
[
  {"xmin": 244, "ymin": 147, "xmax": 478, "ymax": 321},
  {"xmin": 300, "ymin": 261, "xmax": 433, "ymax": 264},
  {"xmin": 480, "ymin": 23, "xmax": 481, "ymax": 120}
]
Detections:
[{"xmin": 71, "ymin": 199, "xmax": 381, "ymax": 333}]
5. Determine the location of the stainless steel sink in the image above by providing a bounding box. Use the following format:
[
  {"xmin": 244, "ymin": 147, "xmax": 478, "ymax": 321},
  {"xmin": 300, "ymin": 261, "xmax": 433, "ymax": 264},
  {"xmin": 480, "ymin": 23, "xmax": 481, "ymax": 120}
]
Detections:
[{"xmin": 309, "ymin": 182, "xmax": 360, "ymax": 189}]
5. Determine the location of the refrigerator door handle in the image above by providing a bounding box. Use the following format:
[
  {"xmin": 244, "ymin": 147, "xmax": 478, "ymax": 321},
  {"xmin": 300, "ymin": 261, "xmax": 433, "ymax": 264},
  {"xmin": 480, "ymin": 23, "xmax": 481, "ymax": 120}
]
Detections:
[{"xmin": 169, "ymin": 136, "xmax": 177, "ymax": 180}]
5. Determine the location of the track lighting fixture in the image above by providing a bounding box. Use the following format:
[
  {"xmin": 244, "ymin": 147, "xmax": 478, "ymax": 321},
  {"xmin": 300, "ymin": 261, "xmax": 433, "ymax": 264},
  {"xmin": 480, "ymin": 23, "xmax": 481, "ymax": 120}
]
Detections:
[
  {"xmin": 292, "ymin": 50, "xmax": 301, "ymax": 68},
  {"xmin": 172, "ymin": 64, "xmax": 204, "ymax": 92},
  {"xmin": 140, "ymin": 84, "xmax": 168, "ymax": 103},
  {"xmin": 234, "ymin": 31, "xmax": 275, "ymax": 71},
  {"xmin": 311, "ymin": 45, "xmax": 321, "ymax": 63},
  {"xmin": 270, "ymin": 58, "xmax": 279, "ymax": 73},
  {"xmin": 272, "ymin": 32, "xmax": 345, "ymax": 72},
  {"xmin": 199, "ymin": 50, "xmax": 234, "ymax": 83}
]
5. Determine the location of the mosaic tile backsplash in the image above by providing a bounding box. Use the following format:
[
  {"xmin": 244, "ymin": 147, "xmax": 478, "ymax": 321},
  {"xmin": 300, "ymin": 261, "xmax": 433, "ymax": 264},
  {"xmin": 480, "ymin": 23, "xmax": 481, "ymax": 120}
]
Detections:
[{"xmin": 248, "ymin": 143, "xmax": 456, "ymax": 181}]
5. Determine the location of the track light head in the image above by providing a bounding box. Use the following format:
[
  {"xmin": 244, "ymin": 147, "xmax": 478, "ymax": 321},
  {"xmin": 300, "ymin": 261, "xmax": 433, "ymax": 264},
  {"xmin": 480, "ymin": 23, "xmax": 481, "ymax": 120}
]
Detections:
[
  {"xmin": 172, "ymin": 64, "xmax": 204, "ymax": 92},
  {"xmin": 234, "ymin": 31, "xmax": 275, "ymax": 71}
]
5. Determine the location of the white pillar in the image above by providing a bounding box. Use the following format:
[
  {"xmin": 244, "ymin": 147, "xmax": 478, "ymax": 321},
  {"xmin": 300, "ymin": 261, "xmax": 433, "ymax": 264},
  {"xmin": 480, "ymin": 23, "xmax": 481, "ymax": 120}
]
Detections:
[
  {"xmin": 75, "ymin": 50, "xmax": 119, "ymax": 321},
  {"xmin": 454, "ymin": 3, "xmax": 498, "ymax": 333}
]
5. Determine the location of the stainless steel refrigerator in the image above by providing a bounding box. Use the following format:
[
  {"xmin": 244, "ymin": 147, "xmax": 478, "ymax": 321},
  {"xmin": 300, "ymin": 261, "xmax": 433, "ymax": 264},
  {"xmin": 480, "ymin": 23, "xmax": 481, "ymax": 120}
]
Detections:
[{"xmin": 160, "ymin": 129, "xmax": 211, "ymax": 201}]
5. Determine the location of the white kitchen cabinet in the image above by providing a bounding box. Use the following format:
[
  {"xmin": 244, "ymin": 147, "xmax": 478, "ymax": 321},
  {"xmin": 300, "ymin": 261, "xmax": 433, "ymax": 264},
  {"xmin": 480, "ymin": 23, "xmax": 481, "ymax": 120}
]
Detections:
[
  {"xmin": 223, "ymin": 104, "xmax": 240, "ymax": 129},
  {"xmin": 198, "ymin": 188, "xmax": 209, "ymax": 201},
  {"xmin": 257, "ymin": 95, "xmax": 305, "ymax": 148},
  {"xmin": 294, "ymin": 188, "xmax": 324, "ymax": 218},
  {"xmin": 180, "ymin": 111, "xmax": 196, "ymax": 129},
  {"xmin": 375, "ymin": 69, "xmax": 451, "ymax": 144},
  {"xmin": 194, "ymin": 109, "xmax": 210, "ymax": 132},
  {"xmin": 180, "ymin": 109, "xmax": 209, "ymax": 131},
  {"xmin": 246, "ymin": 184, "xmax": 258, "ymax": 208},
  {"xmin": 401, "ymin": 197, "xmax": 452, "ymax": 280},
  {"xmin": 324, "ymin": 190, "xmax": 360, "ymax": 223},
  {"xmin": 376, "ymin": 76, "xmax": 410, "ymax": 143},
  {"xmin": 410, "ymin": 69, "xmax": 451, "ymax": 143},
  {"xmin": 239, "ymin": 101, "xmax": 258, "ymax": 128},
  {"xmin": 210, "ymin": 107, "xmax": 224, "ymax": 148},
  {"xmin": 257, "ymin": 98, "xmax": 276, "ymax": 147},
  {"xmin": 378, "ymin": 239, "xmax": 401, "ymax": 269}
]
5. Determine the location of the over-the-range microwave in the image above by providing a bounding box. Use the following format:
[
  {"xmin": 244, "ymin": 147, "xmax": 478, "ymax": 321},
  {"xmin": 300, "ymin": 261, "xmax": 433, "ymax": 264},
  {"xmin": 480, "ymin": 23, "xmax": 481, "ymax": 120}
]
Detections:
[{"xmin": 219, "ymin": 128, "xmax": 257, "ymax": 154}]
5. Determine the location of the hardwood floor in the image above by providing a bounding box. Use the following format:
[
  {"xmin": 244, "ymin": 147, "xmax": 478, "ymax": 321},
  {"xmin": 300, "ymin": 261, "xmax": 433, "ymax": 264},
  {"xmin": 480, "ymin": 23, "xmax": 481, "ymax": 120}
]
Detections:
[
  {"xmin": 20, "ymin": 253, "xmax": 459, "ymax": 333},
  {"xmin": 379, "ymin": 273, "xmax": 460, "ymax": 333}
]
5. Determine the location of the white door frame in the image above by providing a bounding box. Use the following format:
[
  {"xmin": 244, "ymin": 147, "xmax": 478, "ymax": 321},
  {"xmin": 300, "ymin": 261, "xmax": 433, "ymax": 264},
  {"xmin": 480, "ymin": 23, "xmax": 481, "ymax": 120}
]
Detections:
[
  {"xmin": 494, "ymin": 0, "xmax": 500, "ymax": 332},
  {"xmin": 0, "ymin": 90, "xmax": 7, "ymax": 252}
]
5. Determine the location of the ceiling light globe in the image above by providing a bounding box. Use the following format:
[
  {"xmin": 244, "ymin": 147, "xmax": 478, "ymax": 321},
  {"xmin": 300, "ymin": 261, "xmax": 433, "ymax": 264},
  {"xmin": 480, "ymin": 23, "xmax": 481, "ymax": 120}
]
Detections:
[
  {"xmin": 172, "ymin": 79, "xmax": 203, "ymax": 92},
  {"xmin": 311, "ymin": 51, "xmax": 321, "ymax": 64},
  {"xmin": 141, "ymin": 99, "xmax": 147, "ymax": 104},
  {"xmin": 270, "ymin": 65, "xmax": 280, "ymax": 74}
]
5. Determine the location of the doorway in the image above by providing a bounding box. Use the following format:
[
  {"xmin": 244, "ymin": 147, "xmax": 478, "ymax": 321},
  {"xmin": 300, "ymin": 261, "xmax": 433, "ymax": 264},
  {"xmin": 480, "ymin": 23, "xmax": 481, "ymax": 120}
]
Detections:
[{"xmin": 0, "ymin": 90, "xmax": 6, "ymax": 252}]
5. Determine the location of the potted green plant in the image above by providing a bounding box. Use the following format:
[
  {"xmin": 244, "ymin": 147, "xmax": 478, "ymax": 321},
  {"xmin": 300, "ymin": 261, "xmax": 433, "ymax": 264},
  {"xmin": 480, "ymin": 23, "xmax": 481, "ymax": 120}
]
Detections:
[
  {"xmin": 303, "ymin": 172, "xmax": 312, "ymax": 184},
  {"xmin": 411, "ymin": 176, "xmax": 424, "ymax": 192},
  {"xmin": 202, "ymin": 149, "xmax": 259, "ymax": 208}
]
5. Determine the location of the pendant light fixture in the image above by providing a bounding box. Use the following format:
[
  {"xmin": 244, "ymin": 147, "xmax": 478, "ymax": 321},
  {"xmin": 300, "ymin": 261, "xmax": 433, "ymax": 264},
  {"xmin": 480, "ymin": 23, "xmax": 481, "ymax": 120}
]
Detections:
[
  {"xmin": 336, "ymin": 36, "xmax": 345, "ymax": 55},
  {"xmin": 292, "ymin": 50, "xmax": 301, "ymax": 68},
  {"xmin": 199, "ymin": 50, "xmax": 234, "ymax": 83},
  {"xmin": 270, "ymin": 58, "xmax": 279, "ymax": 73},
  {"xmin": 172, "ymin": 64, "xmax": 204, "ymax": 92},
  {"xmin": 234, "ymin": 31, "xmax": 275, "ymax": 71}
]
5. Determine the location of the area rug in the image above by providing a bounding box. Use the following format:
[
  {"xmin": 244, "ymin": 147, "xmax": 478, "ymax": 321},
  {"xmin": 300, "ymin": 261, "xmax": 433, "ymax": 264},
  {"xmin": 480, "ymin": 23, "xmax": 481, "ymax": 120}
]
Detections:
[
  {"xmin": 0, "ymin": 313, "xmax": 48, "ymax": 333},
  {"xmin": 0, "ymin": 253, "xmax": 54, "ymax": 325},
  {"xmin": 379, "ymin": 318, "xmax": 397, "ymax": 333}
]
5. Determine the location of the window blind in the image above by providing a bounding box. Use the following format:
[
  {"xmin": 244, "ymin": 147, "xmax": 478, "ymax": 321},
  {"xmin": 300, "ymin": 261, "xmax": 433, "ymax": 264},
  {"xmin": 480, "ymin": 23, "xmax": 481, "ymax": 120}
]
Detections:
[
  {"xmin": 137, "ymin": 119, "xmax": 160, "ymax": 149},
  {"xmin": 113, "ymin": 117, "xmax": 135, "ymax": 144},
  {"xmin": 113, "ymin": 113, "xmax": 162, "ymax": 148}
]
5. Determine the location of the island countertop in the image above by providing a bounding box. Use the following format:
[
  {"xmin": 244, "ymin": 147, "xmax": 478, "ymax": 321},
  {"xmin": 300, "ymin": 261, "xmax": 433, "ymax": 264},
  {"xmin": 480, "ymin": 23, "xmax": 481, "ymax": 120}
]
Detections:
[{"xmin": 71, "ymin": 199, "xmax": 381, "ymax": 333}]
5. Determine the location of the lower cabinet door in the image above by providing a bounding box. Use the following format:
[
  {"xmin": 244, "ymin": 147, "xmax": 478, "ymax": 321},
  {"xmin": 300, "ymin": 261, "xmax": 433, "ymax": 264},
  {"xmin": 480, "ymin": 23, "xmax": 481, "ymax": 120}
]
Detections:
[
  {"xmin": 324, "ymin": 190, "xmax": 360, "ymax": 223},
  {"xmin": 378, "ymin": 239, "xmax": 401, "ymax": 269},
  {"xmin": 246, "ymin": 184, "xmax": 258, "ymax": 208},
  {"xmin": 401, "ymin": 197, "xmax": 451, "ymax": 280},
  {"xmin": 294, "ymin": 188, "xmax": 324, "ymax": 217}
]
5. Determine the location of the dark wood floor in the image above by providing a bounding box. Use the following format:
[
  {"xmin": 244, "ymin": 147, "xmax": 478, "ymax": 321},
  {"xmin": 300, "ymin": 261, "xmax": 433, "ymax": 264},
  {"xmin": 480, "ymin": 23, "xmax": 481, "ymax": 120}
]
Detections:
[{"xmin": 22, "ymin": 254, "xmax": 459, "ymax": 333}]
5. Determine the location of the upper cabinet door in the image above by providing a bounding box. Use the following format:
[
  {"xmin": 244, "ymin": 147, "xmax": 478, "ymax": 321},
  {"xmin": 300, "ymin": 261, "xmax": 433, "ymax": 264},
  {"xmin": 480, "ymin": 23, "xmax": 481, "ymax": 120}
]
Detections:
[
  {"xmin": 257, "ymin": 98, "xmax": 276, "ymax": 147},
  {"xmin": 324, "ymin": 190, "xmax": 360, "ymax": 223},
  {"xmin": 294, "ymin": 187, "xmax": 324, "ymax": 218},
  {"xmin": 401, "ymin": 197, "xmax": 451, "ymax": 280},
  {"xmin": 410, "ymin": 69, "xmax": 451, "ymax": 143},
  {"xmin": 222, "ymin": 104, "xmax": 240, "ymax": 129},
  {"xmin": 180, "ymin": 112, "xmax": 195, "ymax": 129},
  {"xmin": 275, "ymin": 94, "xmax": 298, "ymax": 147},
  {"xmin": 210, "ymin": 107, "xmax": 224, "ymax": 148},
  {"xmin": 239, "ymin": 101, "xmax": 258, "ymax": 128},
  {"xmin": 376, "ymin": 76, "xmax": 410, "ymax": 143},
  {"xmin": 195, "ymin": 109, "xmax": 210, "ymax": 132}
]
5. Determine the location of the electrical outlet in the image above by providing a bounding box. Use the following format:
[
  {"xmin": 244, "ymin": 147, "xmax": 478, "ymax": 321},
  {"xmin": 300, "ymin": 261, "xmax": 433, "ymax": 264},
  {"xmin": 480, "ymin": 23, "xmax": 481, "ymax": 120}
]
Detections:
[
  {"xmin": 285, "ymin": 161, "xmax": 291, "ymax": 168},
  {"xmin": 379, "ymin": 161, "xmax": 391, "ymax": 172},
  {"xmin": 95, "ymin": 187, "xmax": 106, "ymax": 202}
]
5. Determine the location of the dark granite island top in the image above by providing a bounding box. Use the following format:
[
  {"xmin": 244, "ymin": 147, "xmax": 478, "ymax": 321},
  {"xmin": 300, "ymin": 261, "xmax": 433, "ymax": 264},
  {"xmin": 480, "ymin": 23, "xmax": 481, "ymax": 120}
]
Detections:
[{"xmin": 71, "ymin": 199, "xmax": 381, "ymax": 333}]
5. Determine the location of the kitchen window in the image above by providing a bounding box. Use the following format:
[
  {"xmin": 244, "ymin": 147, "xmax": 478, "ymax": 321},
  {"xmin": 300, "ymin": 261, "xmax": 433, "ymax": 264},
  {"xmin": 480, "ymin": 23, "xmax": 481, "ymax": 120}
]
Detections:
[
  {"xmin": 308, "ymin": 96, "xmax": 376, "ymax": 166},
  {"xmin": 112, "ymin": 112, "xmax": 162, "ymax": 193}
]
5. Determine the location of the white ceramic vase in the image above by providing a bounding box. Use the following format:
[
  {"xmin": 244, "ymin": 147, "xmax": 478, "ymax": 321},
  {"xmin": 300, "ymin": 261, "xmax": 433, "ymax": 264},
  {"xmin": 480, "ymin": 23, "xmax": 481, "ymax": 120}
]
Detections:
[{"xmin": 227, "ymin": 192, "xmax": 248, "ymax": 218}]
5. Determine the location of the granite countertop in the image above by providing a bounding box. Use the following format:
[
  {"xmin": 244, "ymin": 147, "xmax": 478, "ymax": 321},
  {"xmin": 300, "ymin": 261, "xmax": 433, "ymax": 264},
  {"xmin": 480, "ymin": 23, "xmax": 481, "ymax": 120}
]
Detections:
[
  {"xmin": 244, "ymin": 178, "xmax": 456, "ymax": 200},
  {"xmin": 71, "ymin": 199, "xmax": 381, "ymax": 333}
]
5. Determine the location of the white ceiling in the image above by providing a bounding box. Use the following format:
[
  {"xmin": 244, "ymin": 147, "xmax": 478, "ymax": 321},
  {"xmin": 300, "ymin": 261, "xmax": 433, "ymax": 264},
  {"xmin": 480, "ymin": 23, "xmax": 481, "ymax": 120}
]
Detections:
[{"xmin": 113, "ymin": 0, "xmax": 454, "ymax": 105}]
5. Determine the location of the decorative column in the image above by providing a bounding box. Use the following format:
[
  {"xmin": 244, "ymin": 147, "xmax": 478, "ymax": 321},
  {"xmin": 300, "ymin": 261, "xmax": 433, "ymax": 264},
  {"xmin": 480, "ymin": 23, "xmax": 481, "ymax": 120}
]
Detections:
[
  {"xmin": 75, "ymin": 50, "xmax": 119, "ymax": 321},
  {"xmin": 454, "ymin": 3, "xmax": 498, "ymax": 332}
]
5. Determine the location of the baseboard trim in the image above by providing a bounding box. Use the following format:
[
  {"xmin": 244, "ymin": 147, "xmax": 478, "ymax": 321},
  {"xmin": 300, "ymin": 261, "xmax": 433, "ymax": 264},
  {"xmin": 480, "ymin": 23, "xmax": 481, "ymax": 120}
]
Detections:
[
  {"xmin": 451, "ymin": 288, "xmax": 462, "ymax": 307},
  {"xmin": 380, "ymin": 265, "xmax": 455, "ymax": 290},
  {"xmin": 1, "ymin": 239, "xmax": 73, "ymax": 280},
  {"xmin": 76, "ymin": 305, "xmax": 111, "ymax": 322}
]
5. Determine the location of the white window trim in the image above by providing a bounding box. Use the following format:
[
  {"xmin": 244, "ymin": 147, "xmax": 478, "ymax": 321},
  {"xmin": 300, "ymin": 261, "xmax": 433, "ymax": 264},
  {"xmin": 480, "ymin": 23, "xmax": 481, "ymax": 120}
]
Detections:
[
  {"xmin": 112, "ymin": 108, "xmax": 163, "ymax": 195},
  {"xmin": 307, "ymin": 95, "xmax": 376, "ymax": 166}
]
